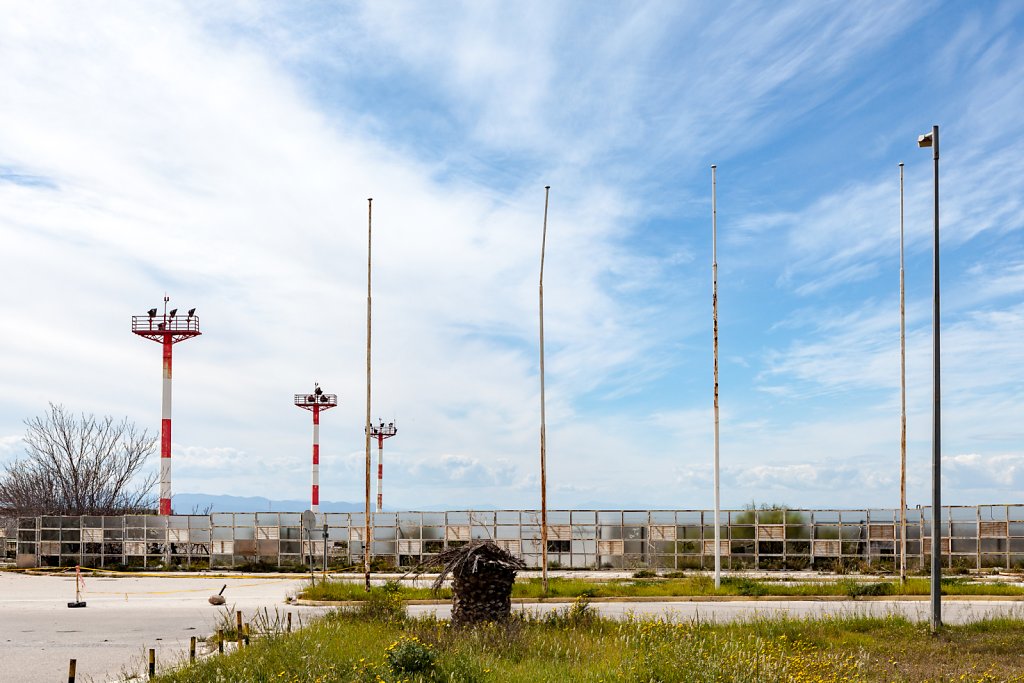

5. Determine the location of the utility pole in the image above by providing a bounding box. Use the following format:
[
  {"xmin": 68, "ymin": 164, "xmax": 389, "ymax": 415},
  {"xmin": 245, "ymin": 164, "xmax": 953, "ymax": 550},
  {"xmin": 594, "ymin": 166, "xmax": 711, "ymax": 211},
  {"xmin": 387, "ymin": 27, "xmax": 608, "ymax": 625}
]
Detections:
[{"xmin": 364, "ymin": 197, "xmax": 373, "ymax": 592}]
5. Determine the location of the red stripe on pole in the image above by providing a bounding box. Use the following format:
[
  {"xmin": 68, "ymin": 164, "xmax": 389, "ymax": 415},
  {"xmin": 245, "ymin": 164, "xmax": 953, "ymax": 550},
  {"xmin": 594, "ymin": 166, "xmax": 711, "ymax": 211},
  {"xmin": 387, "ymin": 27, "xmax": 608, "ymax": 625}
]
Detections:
[
  {"xmin": 312, "ymin": 443, "xmax": 319, "ymax": 465},
  {"xmin": 160, "ymin": 419, "xmax": 172, "ymax": 457},
  {"xmin": 377, "ymin": 463, "xmax": 382, "ymax": 478},
  {"xmin": 312, "ymin": 485, "xmax": 319, "ymax": 506}
]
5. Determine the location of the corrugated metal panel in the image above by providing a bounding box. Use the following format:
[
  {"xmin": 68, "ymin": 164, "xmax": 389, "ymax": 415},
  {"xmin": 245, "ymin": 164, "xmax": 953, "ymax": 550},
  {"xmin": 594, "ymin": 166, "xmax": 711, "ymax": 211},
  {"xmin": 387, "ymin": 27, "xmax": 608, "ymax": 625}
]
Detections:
[
  {"xmin": 702, "ymin": 539, "xmax": 730, "ymax": 556},
  {"xmin": 547, "ymin": 525, "xmax": 571, "ymax": 540},
  {"xmin": 758, "ymin": 525, "xmax": 784, "ymax": 540},
  {"xmin": 398, "ymin": 539, "xmax": 422, "ymax": 554},
  {"xmin": 650, "ymin": 525, "xmax": 676, "ymax": 541},
  {"xmin": 212, "ymin": 540, "xmax": 234, "ymax": 554},
  {"xmin": 82, "ymin": 528, "xmax": 103, "ymax": 543},
  {"xmin": 869, "ymin": 525, "xmax": 895, "ymax": 540},
  {"xmin": 302, "ymin": 541, "xmax": 324, "ymax": 555},
  {"xmin": 125, "ymin": 541, "xmax": 147, "ymax": 555},
  {"xmin": 597, "ymin": 540, "xmax": 624, "ymax": 555},
  {"xmin": 445, "ymin": 525, "xmax": 470, "ymax": 541},
  {"xmin": 813, "ymin": 540, "xmax": 841, "ymax": 556},
  {"xmin": 168, "ymin": 529, "xmax": 189, "ymax": 543},
  {"xmin": 980, "ymin": 521, "xmax": 1008, "ymax": 538},
  {"xmin": 495, "ymin": 539, "xmax": 521, "ymax": 554},
  {"xmin": 922, "ymin": 538, "xmax": 951, "ymax": 554},
  {"xmin": 257, "ymin": 526, "xmax": 280, "ymax": 540}
]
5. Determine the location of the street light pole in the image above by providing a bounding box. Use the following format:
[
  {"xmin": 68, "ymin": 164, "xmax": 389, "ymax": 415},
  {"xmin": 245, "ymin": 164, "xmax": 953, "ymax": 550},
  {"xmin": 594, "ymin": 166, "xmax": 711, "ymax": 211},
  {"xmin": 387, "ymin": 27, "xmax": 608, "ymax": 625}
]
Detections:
[
  {"xmin": 711, "ymin": 164, "xmax": 721, "ymax": 590},
  {"xmin": 918, "ymin": 124, "xmax": 940, "ymax": 632}
]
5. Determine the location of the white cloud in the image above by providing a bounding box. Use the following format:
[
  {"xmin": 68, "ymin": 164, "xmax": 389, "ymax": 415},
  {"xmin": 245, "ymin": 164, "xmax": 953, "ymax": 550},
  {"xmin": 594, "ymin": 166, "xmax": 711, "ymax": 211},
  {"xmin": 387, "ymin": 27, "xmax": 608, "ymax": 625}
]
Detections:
[
  {"xmin": 0, "ymin": 2, "xmax": 1021, "ymax": 513},
  {"xmin": 0, "ymin": 435, "xmax": 23, "ymax": 466}
]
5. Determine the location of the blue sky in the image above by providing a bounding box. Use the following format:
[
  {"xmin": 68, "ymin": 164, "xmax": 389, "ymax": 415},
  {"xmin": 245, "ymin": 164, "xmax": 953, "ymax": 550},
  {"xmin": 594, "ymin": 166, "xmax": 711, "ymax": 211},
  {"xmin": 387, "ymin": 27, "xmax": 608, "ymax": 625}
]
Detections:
[{"xmin": 1, "ymin": 1, "xmax": 1022, "ymax": 511}]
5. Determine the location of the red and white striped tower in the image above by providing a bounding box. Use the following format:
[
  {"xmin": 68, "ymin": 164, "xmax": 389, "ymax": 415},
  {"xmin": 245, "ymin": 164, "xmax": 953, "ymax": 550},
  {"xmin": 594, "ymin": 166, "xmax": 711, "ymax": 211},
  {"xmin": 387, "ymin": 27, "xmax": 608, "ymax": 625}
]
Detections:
[
  {"xmin": 132, "ymin": 296, "xmax": 201, "ymax": 515},
  {"xmin": 294, "ymin": 385, "xmax": 338, "ymax": 513},
  {"xmin": 367, "ymin": 419, "xmax": 397, "ymax": 512}
]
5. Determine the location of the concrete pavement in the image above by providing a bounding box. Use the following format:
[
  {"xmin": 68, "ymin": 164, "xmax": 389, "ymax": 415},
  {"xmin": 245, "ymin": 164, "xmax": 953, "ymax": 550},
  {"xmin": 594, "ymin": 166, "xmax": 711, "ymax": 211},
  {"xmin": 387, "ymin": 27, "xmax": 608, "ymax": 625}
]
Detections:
[
  {"xmin": 2, "ymin": 571, "xmax": 1022, "ymax": 682},
  {"xmin": 0, "ymin": 572, "xmax": 325, "ymax": 683}
]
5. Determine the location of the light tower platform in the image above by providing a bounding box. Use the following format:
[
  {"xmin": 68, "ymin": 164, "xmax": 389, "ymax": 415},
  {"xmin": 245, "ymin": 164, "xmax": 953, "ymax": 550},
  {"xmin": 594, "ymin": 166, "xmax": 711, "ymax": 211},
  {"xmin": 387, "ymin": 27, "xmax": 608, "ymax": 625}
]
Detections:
[
  {"xmin": 295, "ymin": 386, "xmax": 338, "ymax": 513},
  {"xmin": 132, "ymin": 301, "xmax": 201, "ymax": 515}
]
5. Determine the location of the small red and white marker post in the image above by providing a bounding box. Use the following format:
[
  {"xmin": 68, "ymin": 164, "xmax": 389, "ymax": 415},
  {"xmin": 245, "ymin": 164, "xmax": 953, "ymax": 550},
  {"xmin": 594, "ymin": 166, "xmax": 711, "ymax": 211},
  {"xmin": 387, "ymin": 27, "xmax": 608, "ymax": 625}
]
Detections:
[{"xmin": 367, "ymin": 420, "xmax": 397, "ymax": 512}]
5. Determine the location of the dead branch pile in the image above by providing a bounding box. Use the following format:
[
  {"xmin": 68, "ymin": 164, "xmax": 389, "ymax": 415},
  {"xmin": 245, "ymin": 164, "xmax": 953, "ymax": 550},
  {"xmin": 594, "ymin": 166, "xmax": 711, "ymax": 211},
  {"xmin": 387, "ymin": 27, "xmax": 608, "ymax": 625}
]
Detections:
[{"xmin": 419, "ymin": 540, "xmax": 526, "ymax": 627}]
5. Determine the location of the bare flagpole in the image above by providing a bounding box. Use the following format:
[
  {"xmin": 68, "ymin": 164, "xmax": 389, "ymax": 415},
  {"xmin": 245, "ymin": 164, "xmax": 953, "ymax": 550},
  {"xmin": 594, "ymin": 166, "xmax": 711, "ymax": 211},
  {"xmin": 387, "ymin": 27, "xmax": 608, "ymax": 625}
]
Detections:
[
  {"xmin": 364, "ymin": 197, "xmax": 373, "ymax": 592},
  {"xmin": 899, "ymin": 162, "xmax": 907, "ymax": 585},
  {"xmin": 539, "ymin": 185, "xmax": 551, "ymax": 595},
  {"xmin": 712, "ymin": 164, "xmax": 721, "ymax": 590}
]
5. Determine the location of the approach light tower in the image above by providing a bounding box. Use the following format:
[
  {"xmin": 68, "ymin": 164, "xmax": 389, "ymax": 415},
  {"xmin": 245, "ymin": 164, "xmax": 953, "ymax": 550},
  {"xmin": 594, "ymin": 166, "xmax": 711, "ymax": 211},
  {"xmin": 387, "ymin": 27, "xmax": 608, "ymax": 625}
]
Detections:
[
  {"xmin": 132, "ymin": 296, "xmax": 201, "ymax": 515},
  {"xmin": 367, "ymin": 419, "xmax": 397, "ymax": 512},
  {"xmin": 294, "ymin": 384, "xmax": 338, "ymax": 513}
]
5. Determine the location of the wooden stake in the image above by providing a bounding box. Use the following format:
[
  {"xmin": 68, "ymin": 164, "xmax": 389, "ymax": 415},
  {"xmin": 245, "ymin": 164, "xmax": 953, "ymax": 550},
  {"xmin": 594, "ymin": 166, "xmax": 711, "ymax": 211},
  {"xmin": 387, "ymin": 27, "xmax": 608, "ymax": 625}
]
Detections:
[
  {"xmin": 189, "ymin": 636, "xmax": 196, "ymax": 661},
  {"xmin": 68, "ymin": 659, "xmax": 76, "ymax": 683},
  {"xmin": 148, "ymin": 648, "xmax": 155, "ymax": 678}
]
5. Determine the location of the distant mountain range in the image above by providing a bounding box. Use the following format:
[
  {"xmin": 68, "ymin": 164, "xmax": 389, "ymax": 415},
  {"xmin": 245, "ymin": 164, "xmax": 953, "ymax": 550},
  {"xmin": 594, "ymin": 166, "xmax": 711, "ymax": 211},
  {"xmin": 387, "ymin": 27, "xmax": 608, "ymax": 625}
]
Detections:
[
  {"xmin": 170, "ymin": 494, "xmax": 511, "ymax": 513},
  {"xmin": 171, "ymin": 493, "xmax": 363, "ymax": 514}
]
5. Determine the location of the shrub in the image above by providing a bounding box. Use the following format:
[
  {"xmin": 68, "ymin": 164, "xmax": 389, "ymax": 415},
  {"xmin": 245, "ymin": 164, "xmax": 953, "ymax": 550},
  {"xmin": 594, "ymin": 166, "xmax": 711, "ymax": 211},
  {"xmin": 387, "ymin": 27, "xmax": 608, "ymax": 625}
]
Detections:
[{"xmin": 385, "ymin": 635, "xmax": 436, "ymax": 674}]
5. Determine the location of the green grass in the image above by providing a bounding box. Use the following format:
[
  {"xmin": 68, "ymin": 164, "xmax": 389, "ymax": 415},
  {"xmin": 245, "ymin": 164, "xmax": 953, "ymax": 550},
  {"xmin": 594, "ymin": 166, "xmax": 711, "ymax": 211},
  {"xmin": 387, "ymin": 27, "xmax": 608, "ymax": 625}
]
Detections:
[
  {"xmin": 149, "ymin": 598, "xmax": 1024, "ymax": 682},
  {"xmin": 299, "ymin": 575, "xmax": 1024, "ymax": 602}
]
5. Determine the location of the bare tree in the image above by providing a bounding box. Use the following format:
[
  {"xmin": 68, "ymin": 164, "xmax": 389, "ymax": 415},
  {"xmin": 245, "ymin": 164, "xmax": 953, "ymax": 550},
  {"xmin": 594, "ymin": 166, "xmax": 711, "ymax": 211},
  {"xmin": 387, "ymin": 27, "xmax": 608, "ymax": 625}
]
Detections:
[{"xmin": 0, "ymin": 403, "xmax": 157, "ymax": 516}]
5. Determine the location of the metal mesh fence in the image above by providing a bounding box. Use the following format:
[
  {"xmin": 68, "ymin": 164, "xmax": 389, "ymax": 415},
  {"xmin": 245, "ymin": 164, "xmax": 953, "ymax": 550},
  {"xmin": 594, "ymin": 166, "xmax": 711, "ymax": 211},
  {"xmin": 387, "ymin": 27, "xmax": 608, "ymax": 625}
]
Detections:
[{"xmin": 10, "ymin": 505, "xmax": 1024, "ymax": 571}]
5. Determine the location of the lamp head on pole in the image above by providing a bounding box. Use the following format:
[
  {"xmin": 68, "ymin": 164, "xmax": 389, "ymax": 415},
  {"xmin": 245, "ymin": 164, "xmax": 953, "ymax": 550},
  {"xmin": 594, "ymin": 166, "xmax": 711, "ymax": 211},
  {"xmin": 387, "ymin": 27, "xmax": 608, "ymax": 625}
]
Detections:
[{"xmin": 917, "ymin": 132, "xmax": 934, "ymax": 148}]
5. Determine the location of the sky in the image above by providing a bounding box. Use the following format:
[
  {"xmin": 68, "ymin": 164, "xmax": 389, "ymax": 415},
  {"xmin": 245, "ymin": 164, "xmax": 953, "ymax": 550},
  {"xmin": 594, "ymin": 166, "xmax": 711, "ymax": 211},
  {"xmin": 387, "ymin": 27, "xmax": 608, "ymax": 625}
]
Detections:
[{"xmin": 1, "ymin": 1, "xmax": 1023, "ymax": 512}]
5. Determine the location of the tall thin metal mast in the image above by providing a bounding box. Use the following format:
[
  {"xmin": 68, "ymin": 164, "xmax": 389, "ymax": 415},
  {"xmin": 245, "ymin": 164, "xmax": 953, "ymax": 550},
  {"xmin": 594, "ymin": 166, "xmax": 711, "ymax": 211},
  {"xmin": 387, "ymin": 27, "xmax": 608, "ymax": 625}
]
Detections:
[
  {"xmin": 539, "ymin": 185, "xmax": 550, "ymax": 595},
  {"xmin": 712, "ymin": 164, "xmax": 721, "ymax": 589},
  {"xmin": 899, "ymin": 162, "xmax": 907, "ymax": 585},
  {"xmin": 364, "ymin": 197, "xmax": 373, "ymax": 592}
]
